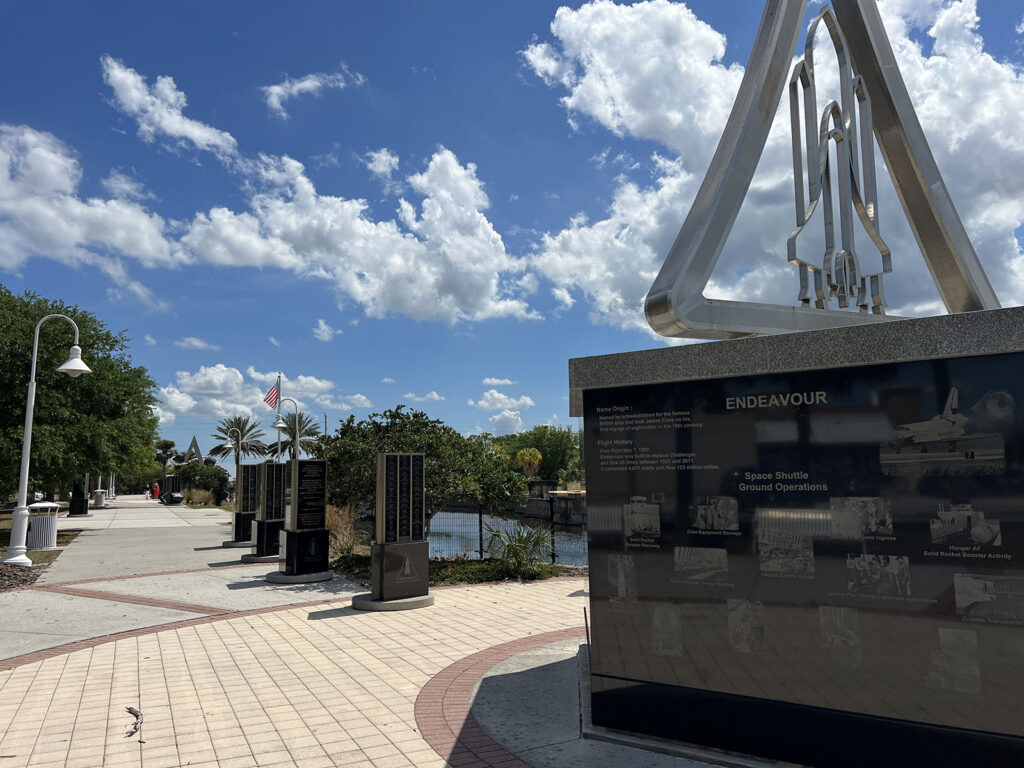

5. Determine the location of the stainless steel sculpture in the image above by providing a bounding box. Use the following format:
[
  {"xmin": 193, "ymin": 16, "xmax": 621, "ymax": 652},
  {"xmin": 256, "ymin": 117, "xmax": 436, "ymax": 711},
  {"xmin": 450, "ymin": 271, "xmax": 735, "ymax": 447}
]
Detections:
[{"xmin": 644, "ymin": 0, "xmax": 999, "ymax": 340}]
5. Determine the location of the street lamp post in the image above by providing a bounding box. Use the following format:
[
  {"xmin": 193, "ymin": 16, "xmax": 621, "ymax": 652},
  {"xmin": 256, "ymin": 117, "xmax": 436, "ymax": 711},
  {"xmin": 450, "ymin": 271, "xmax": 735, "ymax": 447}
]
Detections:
[
  {"xmin": 3, "ymin": 314, "xmax": 92, "ymax": 567},
  {"xmin": 272, "ymin": 398, "xmax": 300, "ymax": 461},
  {"xmin": 226, "ymin": 427, "xmax": 242, "ymax": 514}
]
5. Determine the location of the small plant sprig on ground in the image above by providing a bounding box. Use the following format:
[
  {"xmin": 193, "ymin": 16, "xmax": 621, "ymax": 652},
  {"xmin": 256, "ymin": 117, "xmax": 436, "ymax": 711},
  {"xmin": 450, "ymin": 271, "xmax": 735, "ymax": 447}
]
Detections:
[{"xmin": 485, "ymin": 521, "xmax": 552, "ymax": 580}]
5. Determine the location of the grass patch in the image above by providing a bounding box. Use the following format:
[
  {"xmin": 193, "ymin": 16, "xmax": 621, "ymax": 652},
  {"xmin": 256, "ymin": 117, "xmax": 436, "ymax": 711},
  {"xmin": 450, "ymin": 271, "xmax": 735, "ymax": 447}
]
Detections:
[{"xmin": 332, "ymin": 552, "xmax": 582, "ymax": 587}]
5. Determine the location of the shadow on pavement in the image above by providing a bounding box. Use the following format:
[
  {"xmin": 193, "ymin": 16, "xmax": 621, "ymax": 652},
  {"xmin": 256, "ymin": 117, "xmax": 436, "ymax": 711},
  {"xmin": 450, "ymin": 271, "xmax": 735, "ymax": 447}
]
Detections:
[{"xmin": 306, "ymin": 606, "xmax": 359, "ymax": 621}]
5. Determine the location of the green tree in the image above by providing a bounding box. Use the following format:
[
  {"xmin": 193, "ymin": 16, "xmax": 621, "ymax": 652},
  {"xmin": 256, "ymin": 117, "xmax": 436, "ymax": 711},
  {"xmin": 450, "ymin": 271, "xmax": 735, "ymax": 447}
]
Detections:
[
  {"xmin": 208, "ymin": 416, "xmax": 268, "ymax": 462},
  {"xmin": 0, "ymin": 287, "xmax": 159, "ymax": 499},
  {"xmin": 154, "ymin": 439, "xmax": 176, "ymax": 470},
  {"xmin": 494, "ymin": 425, "xmax": 580, "ymax": 485},
  {"xmin": 311, "ymin": 405, "xmax": 526, "ymax": 523},
  {"xmin": 271, "ymin": 412, "xmax": 321, "ymax": 460},
  {"xmin": 173, "ymin": 462, "xmax": 230, "ymax": 492}
]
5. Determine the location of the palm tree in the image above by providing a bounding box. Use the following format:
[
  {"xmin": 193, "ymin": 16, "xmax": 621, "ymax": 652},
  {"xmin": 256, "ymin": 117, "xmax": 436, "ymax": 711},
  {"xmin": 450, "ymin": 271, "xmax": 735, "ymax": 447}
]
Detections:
[
  {"xmin": 272, "ymin": 412, "xmax": 322, "ymax": 460},
  {"xmin": 516, "ymin": 447, "xmax": 542, "ymax": 477},
  {"xmin": 209, "ymin": 416, "xmax": 269, "ymax": 462}
]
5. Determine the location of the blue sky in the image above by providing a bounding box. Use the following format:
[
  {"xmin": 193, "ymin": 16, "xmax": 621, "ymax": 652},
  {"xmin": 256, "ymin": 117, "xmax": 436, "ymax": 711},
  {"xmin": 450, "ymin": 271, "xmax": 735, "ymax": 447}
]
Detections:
[{"xmin": 1, "ymin": 0, "xmax": 1023, "ymax": 459}]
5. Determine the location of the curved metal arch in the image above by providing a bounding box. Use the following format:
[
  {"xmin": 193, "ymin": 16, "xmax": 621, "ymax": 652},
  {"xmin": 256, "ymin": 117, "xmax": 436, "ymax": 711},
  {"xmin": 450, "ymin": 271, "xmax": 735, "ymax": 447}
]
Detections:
[{"xmin": 644, "ymin": 0, "xmax": 998, "ymax": 340}]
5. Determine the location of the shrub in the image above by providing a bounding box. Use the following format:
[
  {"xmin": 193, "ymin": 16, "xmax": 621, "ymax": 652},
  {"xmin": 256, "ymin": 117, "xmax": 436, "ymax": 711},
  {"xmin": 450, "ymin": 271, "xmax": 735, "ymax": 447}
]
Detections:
[
  {"xmin": 184, "ymin": 488, "xmax": 213, "ymax": 505},
  {"xmin": 326, "ymin": 504, "xmax": 358, "ymax": 555},
  {"xmin": 485, "ymin": 521, "xmax": 552, "ymax": 579}
]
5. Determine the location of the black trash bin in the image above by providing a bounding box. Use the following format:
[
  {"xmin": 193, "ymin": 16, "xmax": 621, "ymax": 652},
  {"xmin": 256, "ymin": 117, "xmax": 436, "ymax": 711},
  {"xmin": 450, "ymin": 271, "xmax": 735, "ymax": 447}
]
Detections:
[{"xmin": 160, "ymin": 492, "xmax": 184, "ymax": 505}]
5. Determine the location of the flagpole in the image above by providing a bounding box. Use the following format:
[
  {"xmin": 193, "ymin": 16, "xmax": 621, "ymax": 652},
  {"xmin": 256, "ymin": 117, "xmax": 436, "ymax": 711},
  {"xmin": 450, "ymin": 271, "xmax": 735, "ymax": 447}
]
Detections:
[{"xmin": 276, "ymin": 372, "xmax": 282, "ymax": 463}]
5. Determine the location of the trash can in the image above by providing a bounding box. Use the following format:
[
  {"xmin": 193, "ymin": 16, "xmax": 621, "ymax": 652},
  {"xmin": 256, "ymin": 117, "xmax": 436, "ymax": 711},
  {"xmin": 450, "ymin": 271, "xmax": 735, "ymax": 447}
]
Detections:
[
  {"xmin": 91, "ymin": 489, "xmax": 107, "ymax": 509},
  {"xmin": 26, "ymin": 502, "xmax": 60, "ymax": 550}
]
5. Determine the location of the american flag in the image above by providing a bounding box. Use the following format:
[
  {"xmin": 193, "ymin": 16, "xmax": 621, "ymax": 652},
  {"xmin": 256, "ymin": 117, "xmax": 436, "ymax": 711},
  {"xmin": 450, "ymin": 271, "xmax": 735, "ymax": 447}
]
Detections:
[{"xmin": 263, "ymin": 385, "xmax": 279, "ymax": 409}]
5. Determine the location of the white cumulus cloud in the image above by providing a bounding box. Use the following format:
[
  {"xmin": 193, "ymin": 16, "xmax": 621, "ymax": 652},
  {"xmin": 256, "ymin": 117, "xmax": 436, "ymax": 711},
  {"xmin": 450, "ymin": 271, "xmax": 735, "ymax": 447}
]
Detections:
[
  {"xmin": 489, "ymin": 409, "xmax": 523, "ymax": 435},
  {"xmin": 269, "ymin": 335, "xmax": 281, "ymax": 347},
  {"xmin": 173, "ymin": 336, "xmax": 221, "ymax": 350},
  {"xmin": 0, "ymin": 124, "xmax": 174, "ymax": 306},
  {"xmin": 364, "ymin": 148, "xmax": 399, "ymax": 179},
  {"xmin": 262, "ymin": 65, "xmax": 364, "ymax": 119},
  {"xmin": 482, "ymin": 377, "xmax": 515, "ymax": 386},
  {"xmin": 525, "ymin": 0, "xmax": 1024, "ymax": 334},
  {"xmin": 381, "ymin": 377, "xmax": 396, "ymax": 384},
  {"xmin": 101, "ymin": 55, "xmax": 238, "ymax": 160},
  {"xmin": 101, "ymin": 169, "xmax": 154, "ymax": 202},
  {"xmin": 468, "ymin": 389, "xmax": 535, "ymax": 411},
  {"xmin": 312, "ymin": 318, "xmax": 341, "ymax": 341},
  {"xmin": 403, "ymin": 391, "xmax": 445, "ymax": 402}
]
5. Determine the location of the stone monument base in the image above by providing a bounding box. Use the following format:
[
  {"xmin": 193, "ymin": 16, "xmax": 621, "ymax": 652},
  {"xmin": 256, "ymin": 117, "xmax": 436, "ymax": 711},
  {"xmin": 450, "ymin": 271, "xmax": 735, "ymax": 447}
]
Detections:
[
  {"xmin": 351, "ymin": 592, "xmax": 434, "ymax": 612},
  {"xmin": 240, "ymin": 553, "xmax": 278, "ymax": 563},
  {"xmin": 265, "ymin": 570, "xmax": 334, "ymax": 584}
]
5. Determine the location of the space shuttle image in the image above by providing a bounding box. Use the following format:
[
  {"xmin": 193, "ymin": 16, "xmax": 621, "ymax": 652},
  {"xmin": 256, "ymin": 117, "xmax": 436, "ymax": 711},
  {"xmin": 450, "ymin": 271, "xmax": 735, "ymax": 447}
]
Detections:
[
  {"xmin": 883, "ymin": 387, "xmax": 1013, "ymax": 475},
  {"xmin": 893, "ymin": 388, "xmax": 1013, "ymax": 447},
  {"xmin": 893, "ymin": 388, "xmax": 968, "ymax": 445}
]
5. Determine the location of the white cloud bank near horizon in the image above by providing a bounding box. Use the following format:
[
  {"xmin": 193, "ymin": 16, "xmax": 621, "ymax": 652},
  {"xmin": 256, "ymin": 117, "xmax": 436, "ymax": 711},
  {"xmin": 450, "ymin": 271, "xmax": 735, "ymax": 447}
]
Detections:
[{"xmin": 156, "ymin": 363, "xmax": 372, "ymax": 425}]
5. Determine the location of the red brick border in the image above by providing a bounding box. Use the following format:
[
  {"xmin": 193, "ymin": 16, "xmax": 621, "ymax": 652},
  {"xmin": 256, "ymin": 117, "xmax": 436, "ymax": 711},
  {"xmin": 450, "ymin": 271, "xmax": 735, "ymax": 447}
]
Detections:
[
  {"xmin": 30, "ymin": 584, "xmax": 229, "ymax": 615},
  {"xmin": 33, "ymin": 561, "xmax": 256, "ymax": 588},
  {"xmin": 0, "ymin": 595, "xmax": 357, "ymax": 671},
  {"xmin": 415, "ymin": 627, "xmax": 586, "ymax": 768}
]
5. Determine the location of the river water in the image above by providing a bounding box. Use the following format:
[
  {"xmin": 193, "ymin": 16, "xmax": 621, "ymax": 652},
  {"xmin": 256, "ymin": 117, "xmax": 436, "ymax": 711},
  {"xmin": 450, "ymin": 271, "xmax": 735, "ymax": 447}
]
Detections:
[{"xmin": 427, "ymin": 509, "xmax": 588, "ymax": 566}]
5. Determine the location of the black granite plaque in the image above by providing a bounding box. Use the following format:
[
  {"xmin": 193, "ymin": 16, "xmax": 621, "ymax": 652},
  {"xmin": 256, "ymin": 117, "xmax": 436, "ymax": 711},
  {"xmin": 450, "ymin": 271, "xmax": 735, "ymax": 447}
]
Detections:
[
  {"xmin": 286, "ymin": 460, "xmax": 326, "ymax": 530},
  {"xmin": 239, "ymin": 465, "xmax": 261, "ymax": 515},
  {"xmin": 162, "ymin": 475, "xmax": 182, "ymax": 494},
  {"xmin": 252, "ymin": 518, "xmax": 283, "ymax": 556},
  {"xmin": 384, "ymin": 454, "xmax": 398, "ymax": 543},
  {"xmin": 280, "ymin": 529, "xmax": 329, "ymax": 575},
  {"xmin": 371, "ymin": 541, "xmax": 429, "ymax": 600},
  {"xmin": 233, "ymin": 512, "xmax": 255, "ymax": 543},
  {"xmin": 411, "ymin": 454, "xmax": 425, "ymax": 539},
  {"xmin": 258, "ymin": 463, "xmax": 288, "ymax": 522},
  {"xmin": 584, "ymin": 350, "xmax": 1024, "ymax": 767},
  {"xmin": 375, "ymin": 453, "xmax": 426, "ymax": 544}
]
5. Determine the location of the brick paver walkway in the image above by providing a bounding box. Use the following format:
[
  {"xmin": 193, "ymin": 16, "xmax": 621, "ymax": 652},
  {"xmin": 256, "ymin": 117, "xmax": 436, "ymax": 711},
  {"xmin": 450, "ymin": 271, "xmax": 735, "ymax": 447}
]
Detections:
[{"xmin": 0, "ymin": 578, "xmax": 588, "ymax": 768}]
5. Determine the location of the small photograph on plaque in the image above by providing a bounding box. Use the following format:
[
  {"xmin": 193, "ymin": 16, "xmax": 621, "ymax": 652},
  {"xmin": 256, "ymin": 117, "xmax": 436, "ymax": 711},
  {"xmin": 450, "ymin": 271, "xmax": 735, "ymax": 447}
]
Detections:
[
  {"xmin": 820, "ymin": 606, "xmax": 861, "ymax": 668},
  {"xmin": 623, "ymin": 495, "xmax": 661, "ymax": 547},
  {"xmin": 727, "ymin": 599, "xmax": 765, "ymax": 654},
  {"xmin": 758, "ymin": 530, "xmax": 814, "ymax": 577},
  {"xmin": 650, "ymin": 603, "xmax": 684, "ymax": 657},
  {"xmin": 846, "ymin": 554, "xmax": 911, "ymax": 597},
  {"xmin": 688, "ymin": 496, "xmax": 739, "ymax": 532},
  {"xmin": 829, "ymin": 497, "xmax": 893, "ymax": 539},
  {"xmin": 930, "ymin": 504, "xmax": 1002, "ymax": 546},
  {"xmin": 955, "ymin": 573, "xmax": 1024, "ymax": 623},
  {"xmin": 673, "ymin": 546, "xmax": 728, "ymax": 584},
  {"xmin": 880, "ymin": 387, "xmax": 1012, "ymax": 477},
  {"xmin": 608, "ymin": 554, "xmax": 637, "ymax": 602},
  {"xmin": 926, "ymin": 628, "xmax": 981, "ymax": 695}
]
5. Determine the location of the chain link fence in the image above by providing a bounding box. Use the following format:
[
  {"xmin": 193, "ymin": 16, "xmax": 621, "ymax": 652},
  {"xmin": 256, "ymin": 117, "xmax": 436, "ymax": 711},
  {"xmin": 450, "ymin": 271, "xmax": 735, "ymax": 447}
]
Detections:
[{"xmin": 428, "ymin": 495, "xmax": 587, "ymax": 566}]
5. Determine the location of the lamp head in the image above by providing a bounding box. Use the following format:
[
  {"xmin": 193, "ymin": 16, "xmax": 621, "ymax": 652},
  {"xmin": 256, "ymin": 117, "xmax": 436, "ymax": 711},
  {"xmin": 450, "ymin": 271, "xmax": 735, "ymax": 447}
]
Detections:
[
  {"xmin": 272, "ymin": 415, "xmax": 288, "ymax": 431},
  {"xmin": 57, "ymin": 345, "xmax": 92, "ymax": 378}
]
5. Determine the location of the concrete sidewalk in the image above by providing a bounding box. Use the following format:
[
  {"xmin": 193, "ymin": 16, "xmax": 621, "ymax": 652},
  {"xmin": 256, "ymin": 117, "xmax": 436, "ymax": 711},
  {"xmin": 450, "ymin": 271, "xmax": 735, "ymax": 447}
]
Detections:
[{"xmin": 0, "ymin": 498, "xmax": 718, "ymax": 768}]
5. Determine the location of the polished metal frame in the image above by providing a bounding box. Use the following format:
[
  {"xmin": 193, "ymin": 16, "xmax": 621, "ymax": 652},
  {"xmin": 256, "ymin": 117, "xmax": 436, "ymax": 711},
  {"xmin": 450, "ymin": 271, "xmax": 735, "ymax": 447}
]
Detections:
[{"xmin": 644, "ymin": 0, "xmax": 999, "ymax": 340}]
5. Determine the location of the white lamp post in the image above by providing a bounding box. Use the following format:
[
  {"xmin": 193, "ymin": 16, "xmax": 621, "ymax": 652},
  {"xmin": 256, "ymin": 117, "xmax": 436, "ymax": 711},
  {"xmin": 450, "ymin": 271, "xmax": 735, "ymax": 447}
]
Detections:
[
  {"xmin": 3, "ymin": 314, "xmax": 92, "ymax": 567},
  {"xmin": 272, "ymin": 397, "xmax": 300, "ymax": 461},
  {"xmin": 226, "ymin": 427, "xmax": 242, "ymax": 513}
]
